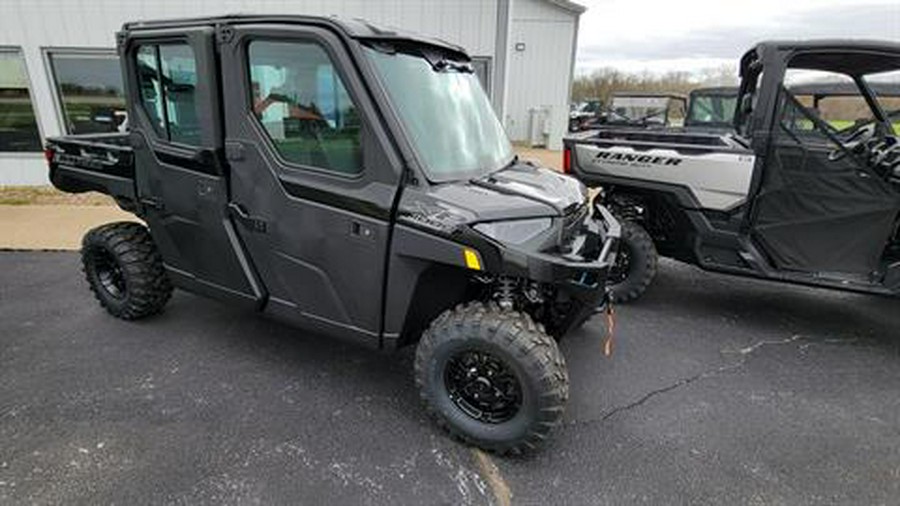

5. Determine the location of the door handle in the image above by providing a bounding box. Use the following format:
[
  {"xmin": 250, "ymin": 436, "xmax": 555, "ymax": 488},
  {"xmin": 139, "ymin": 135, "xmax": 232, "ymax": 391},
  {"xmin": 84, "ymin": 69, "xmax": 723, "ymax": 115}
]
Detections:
[
  {"xmin": 350, "ymin": 220, "xmax": 374, "ymax": 240},
  {"xmin": 228, "ymin": 203, "xmax": 267, "ymax": 233}
]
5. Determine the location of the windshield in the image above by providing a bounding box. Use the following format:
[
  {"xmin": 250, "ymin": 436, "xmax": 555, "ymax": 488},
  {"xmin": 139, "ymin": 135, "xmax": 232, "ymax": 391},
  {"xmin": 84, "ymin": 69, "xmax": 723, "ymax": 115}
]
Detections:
[
  {"xmin": 688, "ymin": 94, "xmax": 737, "ymax": 125},
  {"xmin": 365, "ymin": 46, "xmax": 514, "ymax": 181},
  {"xmin": 609, "ymin": 96, "xmax": 669, "ymax": 124}
]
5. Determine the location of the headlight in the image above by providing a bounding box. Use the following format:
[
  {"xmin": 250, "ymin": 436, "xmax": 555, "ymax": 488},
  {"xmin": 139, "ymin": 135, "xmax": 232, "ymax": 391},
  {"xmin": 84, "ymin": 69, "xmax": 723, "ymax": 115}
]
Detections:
[{"xmin": 473, "ymin": 218, "xmax": 553, "ymax": 245}]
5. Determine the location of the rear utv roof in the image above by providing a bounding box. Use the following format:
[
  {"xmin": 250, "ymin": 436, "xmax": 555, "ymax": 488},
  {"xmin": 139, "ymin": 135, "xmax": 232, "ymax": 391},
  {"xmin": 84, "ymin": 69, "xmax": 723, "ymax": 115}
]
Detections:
[
  {"xmin": 745, "ymin": 39, "xmax": 900, "ymax": 75},
  {"xmin": 121, "ymin": 14, "xmax": 467, "ymax": 57}
]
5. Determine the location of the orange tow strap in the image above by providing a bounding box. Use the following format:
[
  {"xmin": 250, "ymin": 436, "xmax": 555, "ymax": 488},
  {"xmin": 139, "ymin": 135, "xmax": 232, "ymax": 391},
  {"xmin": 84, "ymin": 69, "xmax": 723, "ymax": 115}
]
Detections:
[{"xmin": 603, "ymin": 302, "xmax": 616, "ymax": 357}]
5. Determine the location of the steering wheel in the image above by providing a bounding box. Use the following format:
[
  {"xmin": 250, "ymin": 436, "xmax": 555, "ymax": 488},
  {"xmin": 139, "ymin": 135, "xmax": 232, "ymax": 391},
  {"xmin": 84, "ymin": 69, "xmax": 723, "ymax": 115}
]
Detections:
[{"xmin": 828, "ymin": 123, "xmax": 877, "ymax": 161}]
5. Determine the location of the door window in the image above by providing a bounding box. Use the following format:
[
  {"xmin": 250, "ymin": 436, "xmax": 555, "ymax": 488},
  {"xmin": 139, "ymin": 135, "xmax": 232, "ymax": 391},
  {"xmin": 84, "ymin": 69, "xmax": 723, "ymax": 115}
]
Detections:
[
  {"xmin": 865, "ymin": 69, "xmax": 900, "ymax": 135},
  {"xmin": 783, "ymin": 69, "xmax": 874, "ymax": 138},
  {"xmin": 134, "ymin": 43, "xmax": 201, "ymax": 145},
  {"xmin": 248, "ymin": 40, "xmax": 362, "ymax": 175}
]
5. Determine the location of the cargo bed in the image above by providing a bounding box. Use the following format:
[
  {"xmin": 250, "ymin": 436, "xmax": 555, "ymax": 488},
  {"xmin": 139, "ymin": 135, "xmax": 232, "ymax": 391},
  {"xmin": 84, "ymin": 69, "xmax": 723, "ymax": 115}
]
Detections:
[{"xmin": 46, "ymin": 132, "xmax": 136, "ymax": 208}]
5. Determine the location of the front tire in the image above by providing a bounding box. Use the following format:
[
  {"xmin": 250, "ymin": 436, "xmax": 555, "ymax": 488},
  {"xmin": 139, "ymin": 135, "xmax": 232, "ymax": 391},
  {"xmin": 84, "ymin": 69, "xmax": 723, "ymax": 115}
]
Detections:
[
  {"xmin": 608, "ymin": 220, "xmax": 658, "ymax": 303},
  {"xmin": 81, "ymin": 222, "xmax": 172, "ymax": 320},
  {"xmin": 414, "ymin": 302, "xmax": 569, "ymax": 455}
]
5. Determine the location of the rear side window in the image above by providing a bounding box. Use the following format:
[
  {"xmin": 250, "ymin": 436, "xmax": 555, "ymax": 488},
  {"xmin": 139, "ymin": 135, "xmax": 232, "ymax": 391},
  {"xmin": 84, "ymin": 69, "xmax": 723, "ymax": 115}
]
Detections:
[
  {"xmin": 134, "ymin": 43, "xmax": 200, "ymax": 145},
  {"xmin": 248, "ymin": 40, "xmax": 362, "ymax": 175}
]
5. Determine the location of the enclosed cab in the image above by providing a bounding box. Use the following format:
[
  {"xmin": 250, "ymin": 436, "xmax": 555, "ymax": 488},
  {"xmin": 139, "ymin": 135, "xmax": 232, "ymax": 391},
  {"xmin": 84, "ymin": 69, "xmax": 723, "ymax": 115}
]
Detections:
[{"xmin": 46, "ymin": 15, "xmax": 621, "ymax": 454}]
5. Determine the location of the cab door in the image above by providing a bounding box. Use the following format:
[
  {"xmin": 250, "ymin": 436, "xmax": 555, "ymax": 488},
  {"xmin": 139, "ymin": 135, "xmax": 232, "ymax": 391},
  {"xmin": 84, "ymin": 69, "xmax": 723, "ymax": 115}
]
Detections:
[
  {"xmin": 121, "ymin": 27, "xmax": 263, "ymax": 305},
  {"xmin": 749, "ymin": 72, "xmax": 900, "ymax": 275},
  {"xmin": 218, "ymin": 24, "xmax": 402, "ymax": 345}
]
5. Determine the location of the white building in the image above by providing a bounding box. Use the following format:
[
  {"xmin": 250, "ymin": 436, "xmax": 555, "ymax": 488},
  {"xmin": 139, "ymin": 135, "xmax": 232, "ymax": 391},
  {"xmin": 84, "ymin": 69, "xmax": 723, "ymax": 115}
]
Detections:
[{"xmin": 0, "ymin": 0, "xmax": 583, "ymax": 185}]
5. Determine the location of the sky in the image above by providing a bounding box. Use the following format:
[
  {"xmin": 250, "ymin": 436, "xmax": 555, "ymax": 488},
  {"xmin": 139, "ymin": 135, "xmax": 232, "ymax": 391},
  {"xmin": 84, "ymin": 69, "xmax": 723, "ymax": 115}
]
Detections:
[{"xmin": 574, "ymin": 0, "xmax": 900, "ymax": 76}]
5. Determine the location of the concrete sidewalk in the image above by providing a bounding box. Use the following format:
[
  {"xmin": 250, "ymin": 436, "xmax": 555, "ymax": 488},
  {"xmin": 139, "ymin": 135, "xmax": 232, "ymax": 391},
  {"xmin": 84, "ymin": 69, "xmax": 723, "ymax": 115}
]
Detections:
[
  {"xmin": 516, "ymin": 146, "xmax": 562, "ymax": 171},
  {"xmin": 0, "ymin": 205, "xmax": 136, "ymax": 250}
]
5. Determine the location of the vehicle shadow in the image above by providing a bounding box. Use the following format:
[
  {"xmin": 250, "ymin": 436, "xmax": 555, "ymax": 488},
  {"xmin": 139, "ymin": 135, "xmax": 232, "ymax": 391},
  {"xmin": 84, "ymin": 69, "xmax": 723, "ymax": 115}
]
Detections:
[
  {"xmin": 154, "ymin": 290, "xmax": 425, "ymax": 422},
  {"xmin": 637, "ymin": 260, "xmax": 900, "ymax": 351}
]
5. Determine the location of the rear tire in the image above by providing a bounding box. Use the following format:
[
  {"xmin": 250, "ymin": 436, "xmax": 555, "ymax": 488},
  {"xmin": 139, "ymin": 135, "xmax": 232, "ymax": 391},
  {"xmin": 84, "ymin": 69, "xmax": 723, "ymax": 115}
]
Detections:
[
  {"xmin": 608, "ymin": 220, "xmax": 657, "ymax": 303},
  {"xmin": 414, "ymin": 302, "xmax": 569, "ymax": 455},
  {"xmin": 81, "ymin": 221, "xmax": 172, "ymax": 320}
]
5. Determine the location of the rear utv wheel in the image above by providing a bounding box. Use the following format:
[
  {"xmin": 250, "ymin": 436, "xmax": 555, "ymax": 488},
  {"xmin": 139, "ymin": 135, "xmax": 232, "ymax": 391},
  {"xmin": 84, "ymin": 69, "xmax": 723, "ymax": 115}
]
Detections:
[
  {"xmin": 81, "ymin": 222, "xmax": 172, "ymax": 320},
  {"xmin": 414, "ymin": 302, "xmax": 569, "ymax": 454},
  {"xmin": 608, "ymin": 220, "xmax": 658, "ymax": 303}
]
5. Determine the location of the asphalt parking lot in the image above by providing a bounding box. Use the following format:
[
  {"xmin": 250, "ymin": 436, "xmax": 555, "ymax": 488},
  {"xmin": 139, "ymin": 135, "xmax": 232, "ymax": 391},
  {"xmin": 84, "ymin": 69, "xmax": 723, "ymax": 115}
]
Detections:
[{"xmin": 2, "ymin": 251, "xmax": 899, "ymax": 505}]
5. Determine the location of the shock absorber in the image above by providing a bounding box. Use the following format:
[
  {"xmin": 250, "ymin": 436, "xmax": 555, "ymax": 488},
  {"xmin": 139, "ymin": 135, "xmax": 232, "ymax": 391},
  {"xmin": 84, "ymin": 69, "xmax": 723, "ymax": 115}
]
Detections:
[
  {"xmin": 608, "ymin": 194, "xmax": 645, "ymax": 222},
  {"xmin": 494, "ymin": 276, "xmax": 517, "ymax": 310}
]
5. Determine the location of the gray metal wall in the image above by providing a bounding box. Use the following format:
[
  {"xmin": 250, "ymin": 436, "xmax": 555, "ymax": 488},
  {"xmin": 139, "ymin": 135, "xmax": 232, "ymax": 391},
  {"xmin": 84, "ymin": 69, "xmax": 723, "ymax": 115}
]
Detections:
[
  {"xmin": 505, "ymin": 0, "xmax": 579, "ymax": 150},
  {"xmin": 0, "ymin": 0, "xmax": 579, "ymax": 185}
]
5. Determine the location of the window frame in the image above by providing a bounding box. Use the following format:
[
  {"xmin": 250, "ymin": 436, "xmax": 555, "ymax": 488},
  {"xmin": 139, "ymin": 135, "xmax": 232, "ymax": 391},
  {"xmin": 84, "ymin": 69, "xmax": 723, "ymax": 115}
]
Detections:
[
  {"xmin": 243, "ymin": 36, "xmax": 367, "ymax": 179},
  {"xmin": 0, "ymin": 46, "xmax": 45, "ymax": 155},
  {"xmin": 129, "ymin": 38, "xmax": 203, "ymax": 148},
  {"xmin": 42, "ymin": 47, "xmax": 124, "ymax": 136}
]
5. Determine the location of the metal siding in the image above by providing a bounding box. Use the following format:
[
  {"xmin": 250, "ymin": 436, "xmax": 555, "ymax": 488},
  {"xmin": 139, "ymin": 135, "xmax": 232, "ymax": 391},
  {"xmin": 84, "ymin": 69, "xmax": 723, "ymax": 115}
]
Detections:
[
  {"xmin": 0, "ymin": 0, "xmax": 581, "ymax": 183},
  {"xmin": 0, "ymin": 0, "xmax": 500, "ymax": 184},
  {"xmin": 505, "ymin": 0, "xmax": 577, "ymax": 150}
]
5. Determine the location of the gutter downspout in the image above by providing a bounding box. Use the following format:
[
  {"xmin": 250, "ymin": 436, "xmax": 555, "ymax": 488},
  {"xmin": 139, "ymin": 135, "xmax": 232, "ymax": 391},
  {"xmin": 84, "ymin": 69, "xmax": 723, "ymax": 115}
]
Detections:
[{"xmin": 494, "ymin": 0, "xmax": 512, "ymax": 126}]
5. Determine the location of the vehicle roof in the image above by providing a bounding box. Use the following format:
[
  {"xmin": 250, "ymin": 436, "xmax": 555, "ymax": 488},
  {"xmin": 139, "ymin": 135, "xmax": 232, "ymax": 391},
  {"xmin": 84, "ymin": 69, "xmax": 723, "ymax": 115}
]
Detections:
[
  {"xmin": 788, "ymin": 81, "xmax": 900, "ymax": 97},
  {"xmin": 746, "ymin": 39, "xmax": 900, "ymax": 75},
  {"xmin": 753, "ymin": 39, "xmax": 900, "ymax": 53},
  {"xmin": 121, "ymin": 14, "xmax": 468, "ymax": 58}
]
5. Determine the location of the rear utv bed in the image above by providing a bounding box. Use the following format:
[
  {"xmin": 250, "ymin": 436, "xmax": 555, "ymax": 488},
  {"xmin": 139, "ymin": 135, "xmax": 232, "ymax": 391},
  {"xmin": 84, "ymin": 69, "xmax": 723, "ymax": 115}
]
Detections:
[{"xmin": 46, "ymin": 133, "xmax": 136, "ymax": 207}]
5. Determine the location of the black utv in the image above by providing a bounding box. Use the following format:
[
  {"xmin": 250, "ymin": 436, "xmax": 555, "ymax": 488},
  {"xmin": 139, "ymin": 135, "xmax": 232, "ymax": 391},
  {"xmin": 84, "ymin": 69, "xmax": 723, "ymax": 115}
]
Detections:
[
  {"xmin": 45, "ymin": 16, "xmax": 621, "ymax": 454},
  {"xmin": 565, "ymin": 40, "xmax": 900, "ymax": 302}
]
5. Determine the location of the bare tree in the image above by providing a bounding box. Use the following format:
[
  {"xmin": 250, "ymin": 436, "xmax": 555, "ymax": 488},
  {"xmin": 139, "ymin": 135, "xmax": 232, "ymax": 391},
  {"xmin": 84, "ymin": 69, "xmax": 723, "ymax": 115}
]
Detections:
[{"xmin": 572, "ymin": 65, "xmax": 739, "ymax": 104}]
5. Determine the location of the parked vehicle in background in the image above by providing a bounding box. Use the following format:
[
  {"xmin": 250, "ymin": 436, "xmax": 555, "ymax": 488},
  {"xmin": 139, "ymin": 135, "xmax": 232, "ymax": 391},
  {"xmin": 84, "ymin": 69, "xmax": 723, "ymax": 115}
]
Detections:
[
  {"xmin": 605, "ymin": 92, "xmax": 687, "ymax": 129},
  {"xmin": 45, "ymin": 15, "xmax": 622, "ymax": 454},
  {"xmin": 684, "ymin": 86, "xmax": 739, "ymax": 132},
  {"xmin": 564, "ymin": 40, "xmax": 900, "ymax": 303},
  {"xmin": 786, "ymin": 81, "xmax": 900, "ymax": 132},
  {"xmin": 569, "ymin": 98, "xmax": 605, "ymax": 132}
]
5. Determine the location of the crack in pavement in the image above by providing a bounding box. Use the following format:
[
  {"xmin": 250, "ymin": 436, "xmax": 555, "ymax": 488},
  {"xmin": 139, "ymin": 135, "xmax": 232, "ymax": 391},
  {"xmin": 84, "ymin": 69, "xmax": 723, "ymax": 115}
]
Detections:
[
  {"xmin": 588, "ymin": 334, "xmax": 808, "ymax": 424},
  {"xmin": 598, "ymin": 361, "xmax": 745, "ymax": 422}
]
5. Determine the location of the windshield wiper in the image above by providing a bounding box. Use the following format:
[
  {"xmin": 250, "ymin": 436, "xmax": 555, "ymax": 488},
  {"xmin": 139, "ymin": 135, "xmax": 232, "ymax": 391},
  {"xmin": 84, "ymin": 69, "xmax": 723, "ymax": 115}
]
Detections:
[
  {"xmin": 433, "ymin": 59, "xmax": 473, "ymax": 73},
  {"xmin": 420, "ymin": 49, "xmax": 473, "ymax": 73},
  {"xmin": 485, "ymin": 154, "xmax": 519, "ymax": 178}
]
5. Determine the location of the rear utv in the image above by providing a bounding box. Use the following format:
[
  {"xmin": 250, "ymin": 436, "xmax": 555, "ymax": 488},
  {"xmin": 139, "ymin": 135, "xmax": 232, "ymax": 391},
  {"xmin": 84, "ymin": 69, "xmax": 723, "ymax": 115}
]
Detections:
[
  {"xmin": 46, "ymin": 15, "xmax": 621, "ymax": 453},
  {"xmin": 565, "ymin": 39, "xmax": 900, "ymax": 302}
]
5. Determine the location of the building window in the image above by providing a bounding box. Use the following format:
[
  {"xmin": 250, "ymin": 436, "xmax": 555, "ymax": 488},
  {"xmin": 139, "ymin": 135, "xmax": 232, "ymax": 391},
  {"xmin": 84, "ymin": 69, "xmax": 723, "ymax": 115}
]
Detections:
[
  {"xmin": 47, "ymin": 50, "xmax": 126, "ymax": 135},
  {"xmin": 134, "ymin": 43, "xmax": 201, "ymax": 145},
  {"xmin": 472, "ymin": 57, "xmax": 492, "ymax": 98},
  {"xmin": 0, "ymin": 49, "xmax": 41, "ymax": 152},
  {"xmin": 248, "ymin": 40, "xmax": 362, "ymax": 175}
]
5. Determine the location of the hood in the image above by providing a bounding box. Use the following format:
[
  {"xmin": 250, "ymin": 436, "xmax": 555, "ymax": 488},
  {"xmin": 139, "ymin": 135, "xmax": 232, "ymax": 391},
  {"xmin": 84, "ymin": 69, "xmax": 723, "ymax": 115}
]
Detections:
[{"xmin": 397, "ymin": 163, "xmax": 587, "ymax": 233}]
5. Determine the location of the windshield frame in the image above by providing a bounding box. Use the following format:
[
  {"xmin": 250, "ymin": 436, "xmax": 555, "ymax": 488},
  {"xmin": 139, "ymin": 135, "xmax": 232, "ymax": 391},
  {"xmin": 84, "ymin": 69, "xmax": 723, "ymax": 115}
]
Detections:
[{"xmin": 362, "ymin": 42, "xmax": 515, "ymax": 183}]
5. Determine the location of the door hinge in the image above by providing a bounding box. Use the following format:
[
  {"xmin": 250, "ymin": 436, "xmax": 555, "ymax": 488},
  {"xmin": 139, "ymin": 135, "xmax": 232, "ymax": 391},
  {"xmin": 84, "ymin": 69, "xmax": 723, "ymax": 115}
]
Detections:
[
  {"xmin": 216, "ymin": 25, "xmax": 235, "ymax": 45},
  {"xmin": 228, "ymin": 203, "xmax": 267, "ymax": 233},
  {"xmin": 225, "ymin": 141, "xmax": 245, "ymax": 161}
]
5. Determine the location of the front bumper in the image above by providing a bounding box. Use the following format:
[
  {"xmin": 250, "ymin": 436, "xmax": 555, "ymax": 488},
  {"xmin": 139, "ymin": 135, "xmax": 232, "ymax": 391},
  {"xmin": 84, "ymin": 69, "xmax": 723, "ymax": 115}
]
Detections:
[{"xmin": 501, "ymin": 204, "xmax": 621, "ymax": 306}]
